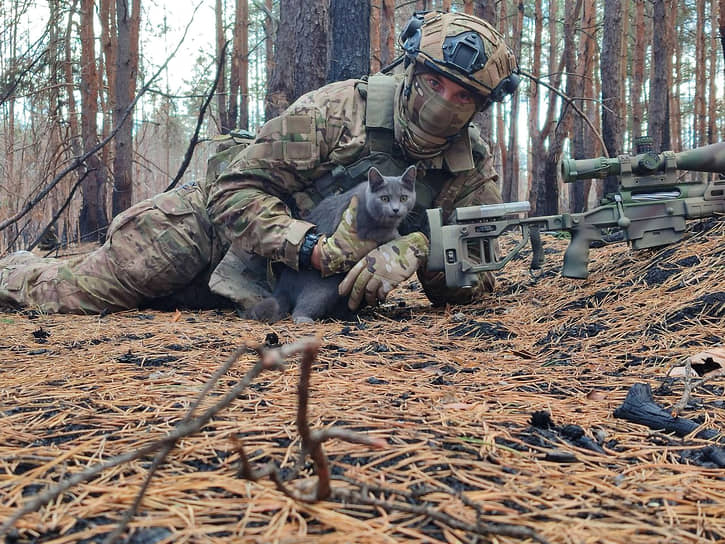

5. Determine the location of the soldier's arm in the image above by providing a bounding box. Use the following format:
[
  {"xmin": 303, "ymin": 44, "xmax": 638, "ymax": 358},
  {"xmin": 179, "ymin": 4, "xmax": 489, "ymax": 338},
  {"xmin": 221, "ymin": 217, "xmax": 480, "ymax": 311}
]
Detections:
[
  {"xmin": 206, "ymin": 82, "xmax": 365, "ymax": 271},
  {"xmin": 206, "ymin": 105, "xmax": 336, "ymax": 270}
]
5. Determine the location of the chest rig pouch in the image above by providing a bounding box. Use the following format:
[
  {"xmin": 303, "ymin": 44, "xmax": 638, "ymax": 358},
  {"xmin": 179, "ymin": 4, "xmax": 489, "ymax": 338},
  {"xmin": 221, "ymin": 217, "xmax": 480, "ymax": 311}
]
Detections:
[
  {"xmin": 313, "ymin": 74, "xmax": 408, "ymax": 198},
  {"xmin": 307, "ymin": 74, "xmax": 460, "ymax": 233}
]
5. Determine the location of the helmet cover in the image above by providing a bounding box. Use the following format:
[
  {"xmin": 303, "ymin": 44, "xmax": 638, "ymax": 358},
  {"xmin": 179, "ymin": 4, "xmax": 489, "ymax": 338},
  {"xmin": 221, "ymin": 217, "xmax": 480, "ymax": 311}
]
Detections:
[{"xmin": 399, "ymin": 11, "xmax": 520, "ymax": 107}]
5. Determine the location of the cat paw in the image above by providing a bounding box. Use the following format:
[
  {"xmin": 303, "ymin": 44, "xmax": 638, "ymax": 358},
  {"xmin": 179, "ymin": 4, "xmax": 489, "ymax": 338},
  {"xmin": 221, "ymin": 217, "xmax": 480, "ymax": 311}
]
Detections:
[{"xmin": 292, "ymin": 315, "xmax": 315, "ymax": 325}]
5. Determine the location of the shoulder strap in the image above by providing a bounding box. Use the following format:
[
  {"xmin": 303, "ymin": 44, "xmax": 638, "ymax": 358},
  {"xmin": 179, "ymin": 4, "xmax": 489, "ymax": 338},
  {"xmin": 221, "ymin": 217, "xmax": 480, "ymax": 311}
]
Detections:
[
  {"xmin": 443, "ymin": 129, "xmax": 475, "ymax": 173},
  {"xmin": 365, "ymin": 74, "xmax": 397, "ymax": 154}
]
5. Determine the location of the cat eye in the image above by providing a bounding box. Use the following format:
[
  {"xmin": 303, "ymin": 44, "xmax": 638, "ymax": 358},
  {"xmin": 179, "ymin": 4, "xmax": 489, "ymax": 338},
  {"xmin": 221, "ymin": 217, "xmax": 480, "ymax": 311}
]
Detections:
[
  {"xmin": 380, "ymin": 195, "xmax": 390, "ymax": 202},
  {"xmin": 400, "ymin": 195, "xmax": 408, "ymax": 202}
]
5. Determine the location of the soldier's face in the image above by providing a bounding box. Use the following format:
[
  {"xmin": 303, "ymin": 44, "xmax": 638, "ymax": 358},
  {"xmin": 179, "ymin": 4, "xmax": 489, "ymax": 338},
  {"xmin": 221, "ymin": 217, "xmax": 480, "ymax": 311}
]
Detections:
[{"xmin": 419, "ymin": 73, "xmax": 475, "ymax": 107}]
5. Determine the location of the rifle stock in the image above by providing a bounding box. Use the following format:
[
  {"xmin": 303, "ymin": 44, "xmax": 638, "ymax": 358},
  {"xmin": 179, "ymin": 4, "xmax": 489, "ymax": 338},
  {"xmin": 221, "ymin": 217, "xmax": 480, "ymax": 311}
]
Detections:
[{"xmin": 427, "ymin": 142, "xmax": 725, "ymax": 288}]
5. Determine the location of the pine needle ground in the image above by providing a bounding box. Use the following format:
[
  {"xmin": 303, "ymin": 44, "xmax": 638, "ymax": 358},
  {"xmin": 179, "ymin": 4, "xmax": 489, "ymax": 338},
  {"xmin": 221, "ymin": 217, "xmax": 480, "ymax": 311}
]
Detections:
[{"xmin": 1, "ymin": 219, "xmax": 723, "ymax": 543}]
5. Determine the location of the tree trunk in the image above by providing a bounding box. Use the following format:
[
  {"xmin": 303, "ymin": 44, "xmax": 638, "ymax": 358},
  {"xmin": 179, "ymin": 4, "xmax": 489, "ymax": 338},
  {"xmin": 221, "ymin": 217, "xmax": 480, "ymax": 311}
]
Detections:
[
  {"xmin": 265, "ymin": 0, "xmax": 328, "ymax": 119},
  {"xmin": 532, "ymin": 0, "xmax": 564, "ymax": 215},
  {"xmin": 370, "ymin": 1, "xmax": 381, "ymax": 73},
  {"xmin": 502, "ymin": 0, "xmax": 524, "ymax": 203},
  {"xmin": 569, "ymin": 0, "xmax": 596, "ymax": 212},
  {"xmin": 100, "ymin": 0, "xmax": 116, "ymax": 185},
  {"xmin": 668, "ymin": 1, "xmax": 680, "ymax": 151},
  {"xmin": 473, "ymin": 0, "xmax": 497, "ymax": 147},
  {"xmin": 694, "ymin": 0, "xmax": 707, "ymax": 146},
  {"xmin": 64, "ymin": 0, "xmax": 83, "ymax": 158},
  {"xmin": 495, "ymin": 0, "xmax": 508, "ymax": 182},
  {"xmin": 79, "ymin": 0, "xmax": 109, "ymax": 241},
  {"xmin": 4, "ymin": 1, "xmax": 18, "ymax": 249},
  {"xmin": 630, "ymin": 0, "xmax": 646, "ymax": 140},
  {"xmin": 543, "ymin": 0, "xmax": 581, "ymax": 214},
  {"xmin": 129, "ymin": 0, "xmax": 140, "ymax": 101},
  {"xmin": 112, "ymin": 0, "xmax": 136, "ymax": 216},
  {"xmin": 327, "ymin": 0, "xmax": 369, "ymax": 82},
  {"xmin": 709, "ymin": 0, "xmax": 719, "ymax": 143},
  {"xmin": 619, "ymin": 0, "xmax": 630, "ymax": 141},
  {"xmin": 294, "ymin": 0, "xmax": 328, "ymax": 100},
  {"xmin": 720, "ymin": 0, "xmax": 725, "ymax": 78},
  {"xmin": 527, "ymin": 0, "xmax": 543, "ymax": 210},
  {"xmin": 265, "ymin": 0, "xmax": 275, "ymax": 95},
  {"xmin": 229, "ymin": 0, "xmax": 249, "ymax": 130},
  {"xmin": 215, "ymin": 0, "xmax": 229, "ymax": 133},
  {"xmin": 600, "ymin": 0, "xmax": 624, "ymax": 195},
  {"xmin": 381, "ymin": 0, "xmax": 395, "ymax": 67},
  {"xmin": 649, "ymin": 0, "xmax": 671, "ymax": 151},
  {"xmin": 265, "ymin": 0, "xmax": 297, "ymax": 118}
]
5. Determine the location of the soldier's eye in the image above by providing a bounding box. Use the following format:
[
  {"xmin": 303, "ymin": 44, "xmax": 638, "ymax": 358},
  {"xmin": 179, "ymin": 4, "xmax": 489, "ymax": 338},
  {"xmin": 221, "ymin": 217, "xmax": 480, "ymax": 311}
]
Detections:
[
  {"xmin": 381, "ymin": 195, "xmax": 390, "ymax": 202},
  {"xmin": 456, "ymin": 90, "xmax": 474, "ymax": 104}
]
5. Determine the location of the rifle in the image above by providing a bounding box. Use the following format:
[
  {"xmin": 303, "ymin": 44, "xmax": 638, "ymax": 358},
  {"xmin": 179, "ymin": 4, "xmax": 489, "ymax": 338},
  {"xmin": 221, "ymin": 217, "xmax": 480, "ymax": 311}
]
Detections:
[{"xmin": 426, "ymin": 142, "xmax": 725, "ymax": 288}]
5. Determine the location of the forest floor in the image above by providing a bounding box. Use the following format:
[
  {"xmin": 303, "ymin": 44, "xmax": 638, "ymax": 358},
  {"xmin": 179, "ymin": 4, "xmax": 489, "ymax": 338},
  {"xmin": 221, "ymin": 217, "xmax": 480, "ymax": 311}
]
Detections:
[{"xmin": 0, "ymin": 218, "xmax": 723, "ymax": 544}]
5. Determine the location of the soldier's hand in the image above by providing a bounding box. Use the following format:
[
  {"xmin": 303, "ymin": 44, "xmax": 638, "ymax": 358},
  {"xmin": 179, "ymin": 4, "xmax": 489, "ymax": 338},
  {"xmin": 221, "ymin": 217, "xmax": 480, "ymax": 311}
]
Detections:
[
  {"xmin": 338, "ymin": 232, "xmax": 429, "ymax": 311},
  {"xmin": 316, "ymin": 196, "xmax": 380, "ymax": 277}
]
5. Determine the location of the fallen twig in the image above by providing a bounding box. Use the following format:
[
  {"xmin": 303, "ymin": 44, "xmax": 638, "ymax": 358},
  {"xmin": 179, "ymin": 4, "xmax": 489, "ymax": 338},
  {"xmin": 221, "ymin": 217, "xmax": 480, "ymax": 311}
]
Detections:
[{"xmin": 0, "ymin": 341, "xmax": 285, "ymax": 537}]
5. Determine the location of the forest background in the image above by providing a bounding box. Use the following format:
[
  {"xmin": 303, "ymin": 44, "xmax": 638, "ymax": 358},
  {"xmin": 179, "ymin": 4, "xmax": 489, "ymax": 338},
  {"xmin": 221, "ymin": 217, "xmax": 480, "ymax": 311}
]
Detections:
[{"xmin": 0, "ymin": 0, "xmax": 723, "ymax": 253}]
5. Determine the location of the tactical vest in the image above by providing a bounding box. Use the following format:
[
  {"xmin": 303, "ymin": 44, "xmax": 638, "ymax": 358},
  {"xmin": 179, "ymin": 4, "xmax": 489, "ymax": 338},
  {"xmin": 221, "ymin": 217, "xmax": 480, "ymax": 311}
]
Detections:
[
  {"xmin": 205, "ymin": 78, "xmax": 479, "ymax": 234},
  {"xmin": 311, "ymin": 73, "xmax": 476, "ymax": 234}
]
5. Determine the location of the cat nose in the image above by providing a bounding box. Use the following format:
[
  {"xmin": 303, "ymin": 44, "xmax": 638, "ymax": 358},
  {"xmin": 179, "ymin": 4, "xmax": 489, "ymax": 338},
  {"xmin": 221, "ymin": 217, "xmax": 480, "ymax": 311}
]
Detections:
[{"xmin": 392, "ymin": 207, "xmax": 400, "ymax": 214}]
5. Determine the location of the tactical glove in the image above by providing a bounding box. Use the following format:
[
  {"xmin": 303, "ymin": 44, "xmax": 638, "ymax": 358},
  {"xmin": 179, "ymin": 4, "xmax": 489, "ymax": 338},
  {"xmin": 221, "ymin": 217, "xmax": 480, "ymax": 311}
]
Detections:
[
  {"xmin": 317, "ymin": 195, "xmax": 380, "ymax": 277},
  {"xmin": 338, "ymin": 232, "xmax": 429, "ymax": 311}
]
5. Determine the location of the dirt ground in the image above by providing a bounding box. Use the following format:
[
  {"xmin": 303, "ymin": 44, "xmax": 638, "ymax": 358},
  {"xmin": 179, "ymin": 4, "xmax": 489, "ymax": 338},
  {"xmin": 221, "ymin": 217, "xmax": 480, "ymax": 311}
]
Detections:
[{"xmin": 1, "ymin": 219, "xmax": 723, "ymax": 544}]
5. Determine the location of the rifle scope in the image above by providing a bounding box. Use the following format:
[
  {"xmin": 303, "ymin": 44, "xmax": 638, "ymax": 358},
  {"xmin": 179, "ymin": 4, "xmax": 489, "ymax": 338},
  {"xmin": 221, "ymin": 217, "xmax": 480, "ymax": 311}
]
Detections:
[{"xmin": 561, "ymin": 141, "xmax": 725, "ymax": 183}]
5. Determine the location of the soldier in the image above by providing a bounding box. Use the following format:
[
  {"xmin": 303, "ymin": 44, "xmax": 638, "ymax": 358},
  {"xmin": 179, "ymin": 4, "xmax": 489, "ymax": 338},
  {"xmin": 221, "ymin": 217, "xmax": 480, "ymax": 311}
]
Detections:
[{"xmin": 0, "ymin": 11, "xmax": 519, "ymax": 315}]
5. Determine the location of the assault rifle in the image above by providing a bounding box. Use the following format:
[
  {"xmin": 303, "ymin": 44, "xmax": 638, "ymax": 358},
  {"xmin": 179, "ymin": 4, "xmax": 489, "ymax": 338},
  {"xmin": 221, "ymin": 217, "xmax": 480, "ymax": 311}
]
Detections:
[{"xmin": 426, "ymin": 142, "xmax": 725, "ymax": 287}]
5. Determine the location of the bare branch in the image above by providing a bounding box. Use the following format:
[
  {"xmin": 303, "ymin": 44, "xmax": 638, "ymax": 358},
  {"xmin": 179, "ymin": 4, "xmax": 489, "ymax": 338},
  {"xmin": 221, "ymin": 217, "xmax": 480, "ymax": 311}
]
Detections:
[
  {"xmin": 165, "ymin": 40, "xmax": 229, "ymax": 192},
  {"xmin": 0, "ymin": 2, "xmax": 204, "ymax": 235},
  {"xmin": 520, "ymin": 68, "xmax": 609, "ymax": 159}
]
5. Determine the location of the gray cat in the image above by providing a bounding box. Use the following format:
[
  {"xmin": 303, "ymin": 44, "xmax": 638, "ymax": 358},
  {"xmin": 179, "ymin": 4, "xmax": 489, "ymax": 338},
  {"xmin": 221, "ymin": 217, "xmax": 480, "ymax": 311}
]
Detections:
[{"xmin": 248, "ymin": 165, "xmax": 417, "ymax": 323}]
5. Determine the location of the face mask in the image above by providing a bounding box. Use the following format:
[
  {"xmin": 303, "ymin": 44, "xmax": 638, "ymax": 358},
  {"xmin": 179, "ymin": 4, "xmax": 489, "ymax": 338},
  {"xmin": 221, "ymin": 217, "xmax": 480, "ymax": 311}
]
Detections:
[
  {"xmin": 407, "ymin": 74, "xmax": 477, "ymax": 137},
  {"xmin": 395, "ymin": 72, "xmax": 477, "ymax": 159}
]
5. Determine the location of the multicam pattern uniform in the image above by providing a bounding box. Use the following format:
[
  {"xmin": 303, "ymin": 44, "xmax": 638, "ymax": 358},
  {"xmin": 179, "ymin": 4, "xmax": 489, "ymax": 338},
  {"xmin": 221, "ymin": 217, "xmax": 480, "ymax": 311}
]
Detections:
[{"xmin": 0, "ymin": 75, "xmax": 502, "ymax": 314}]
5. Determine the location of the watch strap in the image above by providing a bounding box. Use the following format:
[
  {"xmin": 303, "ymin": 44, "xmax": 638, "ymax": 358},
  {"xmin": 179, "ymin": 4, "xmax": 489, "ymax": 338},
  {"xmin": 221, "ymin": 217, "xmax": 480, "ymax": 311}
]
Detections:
[{"xmin": 299, "ymin": 230, "xmax": 321, "ymax": 270}]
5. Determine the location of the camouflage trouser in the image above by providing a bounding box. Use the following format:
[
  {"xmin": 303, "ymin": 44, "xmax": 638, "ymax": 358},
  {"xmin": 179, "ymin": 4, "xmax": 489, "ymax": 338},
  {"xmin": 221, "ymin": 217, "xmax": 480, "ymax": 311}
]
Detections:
[{"xmin": 0, "ymin": 184, "xmax": 270, "ymax": 314}]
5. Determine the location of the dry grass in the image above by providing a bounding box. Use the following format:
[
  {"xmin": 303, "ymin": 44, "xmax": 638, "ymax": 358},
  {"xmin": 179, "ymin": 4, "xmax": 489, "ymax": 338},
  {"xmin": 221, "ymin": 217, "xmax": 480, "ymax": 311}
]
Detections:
[{"xmin": 0, "ymin": 219, "xmax": 723, "ymax": 543}]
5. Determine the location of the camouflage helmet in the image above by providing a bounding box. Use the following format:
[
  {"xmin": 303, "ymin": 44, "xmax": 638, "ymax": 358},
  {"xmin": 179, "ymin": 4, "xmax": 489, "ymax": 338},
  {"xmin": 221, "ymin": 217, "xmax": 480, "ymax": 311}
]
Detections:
[{"xmin": 399, "ymin": 11, "xmax": 520, "ymax": 109}]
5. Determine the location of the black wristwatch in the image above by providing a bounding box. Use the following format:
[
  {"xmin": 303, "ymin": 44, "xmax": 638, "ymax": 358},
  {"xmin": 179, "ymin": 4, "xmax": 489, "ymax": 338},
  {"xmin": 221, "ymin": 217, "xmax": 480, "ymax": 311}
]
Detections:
[{"xmin": 299, "ymin": 230, "xmax": 321, "ymax": 270}]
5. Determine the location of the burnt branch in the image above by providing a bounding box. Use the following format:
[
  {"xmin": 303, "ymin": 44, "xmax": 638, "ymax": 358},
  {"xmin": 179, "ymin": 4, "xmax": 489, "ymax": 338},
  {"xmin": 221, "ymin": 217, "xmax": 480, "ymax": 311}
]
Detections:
[
  {"xmin": 0, "ymin": 29, "xmax": 49, "ymax": 105},
  {"xmin": 672, "ymin": 359, "xmax": 725, "ymax": 418}
]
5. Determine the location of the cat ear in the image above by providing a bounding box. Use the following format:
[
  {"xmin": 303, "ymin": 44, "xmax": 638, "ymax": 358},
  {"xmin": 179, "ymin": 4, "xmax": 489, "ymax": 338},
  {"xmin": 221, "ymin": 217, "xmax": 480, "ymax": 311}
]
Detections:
[
  {"xmin": 401, "ymin": 165, "xmax": 417, "ymax": 189},
  {"xmin": 368, "ymin": 167, "xmax": 385, "ymax": 191}
]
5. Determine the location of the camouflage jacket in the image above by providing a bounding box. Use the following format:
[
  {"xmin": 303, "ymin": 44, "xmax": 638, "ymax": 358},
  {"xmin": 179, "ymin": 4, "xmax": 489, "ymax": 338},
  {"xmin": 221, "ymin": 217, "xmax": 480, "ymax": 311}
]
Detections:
[{"xmin": 201, "ymin": 74, "xmax": 502, "ymax": 272}]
